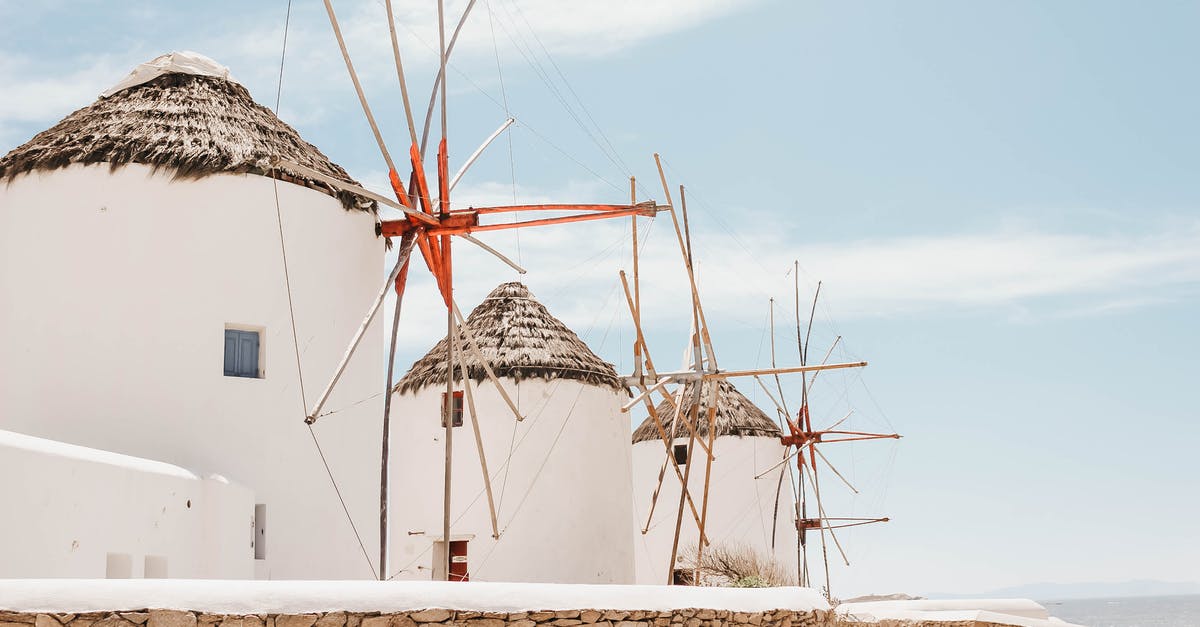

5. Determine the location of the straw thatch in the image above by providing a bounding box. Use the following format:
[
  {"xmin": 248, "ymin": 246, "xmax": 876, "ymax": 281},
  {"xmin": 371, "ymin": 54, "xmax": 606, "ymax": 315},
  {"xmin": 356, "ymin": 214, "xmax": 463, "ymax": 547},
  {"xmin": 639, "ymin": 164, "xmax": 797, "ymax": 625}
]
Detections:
[
  {"xmin": 0, "ymin": 71, "xmax": 375, "ymax": 212},
  {"xmin": 395, "ymin": 282, "xmax": 622, "ymax": 394},
  {"xmin": 631, "ymin": 379, "xmax": 781, "ymax": 443}
]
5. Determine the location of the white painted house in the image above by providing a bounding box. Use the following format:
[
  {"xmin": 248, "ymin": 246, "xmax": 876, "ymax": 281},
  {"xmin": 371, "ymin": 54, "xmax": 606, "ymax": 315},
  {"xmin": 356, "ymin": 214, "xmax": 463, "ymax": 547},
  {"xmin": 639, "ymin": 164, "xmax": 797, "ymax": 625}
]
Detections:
[
  {"xmin": 631, "ymin": 380, "xmax": 799, "ymax": 585},
  {"xmin": 0, "ymin": 52, "xmax": 386, "ymax": 579},
  {"xmin": 387, "ymin": 282, "xmax": 635, "ymax": 584}
]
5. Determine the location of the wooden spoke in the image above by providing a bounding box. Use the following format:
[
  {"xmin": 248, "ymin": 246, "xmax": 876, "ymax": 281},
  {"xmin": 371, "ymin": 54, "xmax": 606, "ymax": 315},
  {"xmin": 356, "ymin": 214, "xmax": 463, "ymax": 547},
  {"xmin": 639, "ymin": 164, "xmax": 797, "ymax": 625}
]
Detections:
[
  {"xmin": 807, "ymin": 335, "xmax": 843, "ymax": 391},
  {"xmin": 641, "ymin": 456, "xmax": 670, "ymax": 534},
  {"xmin": 768, "ymin": 299, "xmax": 793, "ymax": 420},
  {"xmin": 807, "ymin": 445, "xmax": 833, "ymax": 596},
  {"xmin": 451, "ymin": 330, "xmax": 500, "ymax": 539},
  {"xmin": 619, "ymin": 271, "xmax": 710, "ymax": 535},
  {"xmin": 471, "ymin": 201, "xmax": 659, "ymax": 215},
  {"xmin": 634, "ymin": 379, "xmax": 709, "ymax": 541},
  {"xmin": 317, "ymin": 0, "xmax": 679, "ymax": 582},
  {"xmin": 654, "ymin": 155, "xmax": 714, "ymax": 369},
  {"xmin": 769, "ymin": 443, "xmax": 788, "ymax": 550},
  {"xmin": 378, "ymin": 232, "xmax": 414, "ymax": 579},
  {"xmin": 321, "ymin": 0, "xmax": 399, "ymax": 177},
  {"xmin": 440, "ymin": 295, "xmax": 454, "ymax": 580},
  {"xmin": 448, "ymin": 118, "xmax": 514, "ymax": 192},
  {"xmin": 631, "ymin": 177, "xmax": 641, "ymax": 335},
  {"xmin": 633, "ymin": 361, "xmax": 867, "ymax": 385},
  {"xmin": 451, "ymin": 302, "xmax": 523, "ymax": 422},
  {"xmin": 417, "ymin": 0, "xmax": 478, "ymax": 154},
  {"xmin": 622, "ymin": 376, "xmax": 672, "ymax": 412},
  {"xmin": 667, "ymin": 388, "xmax": 703, "ymax": 583},
  {"xmin": 753, "ymin": 375, "xmax": 789, "ymax": 418},
  {"xmin": 271, "ymin": 158, "xmax": 432, "ymax": 224},
  {"xmin": 693, "ymin": 374, "xmax": 720, "ymax": 583},
  {"xmin": 754, "ymin": 440, "xmax": 814, "ymax": 480},
  {"xmin": 383, "ymin": 0, "xmax": 419, "ymax": 148},
  {"xmin": 805, "ymin": 466, "xmax": 850, "ymax": 568},
  {"xmin": 307, "ymin": 232, "xmax": 419, "ymax": 424},
  {"xmin": 463, "ymin": 206, "xmax": 658, "ymax": 233},
  {"xmin": 460, "ymin": 234, "xmax": 526, "ymax": 274},
  {"xmin": 821, "ymin": 410, "xmax": 854, "ymax": 433},
  {"xmin": 813, "ymin": 445, "xmax": 858, "ymax": 494},
  {"xmin": 618, "ymin": 270, "xmax": 660, "ymax": 380}
]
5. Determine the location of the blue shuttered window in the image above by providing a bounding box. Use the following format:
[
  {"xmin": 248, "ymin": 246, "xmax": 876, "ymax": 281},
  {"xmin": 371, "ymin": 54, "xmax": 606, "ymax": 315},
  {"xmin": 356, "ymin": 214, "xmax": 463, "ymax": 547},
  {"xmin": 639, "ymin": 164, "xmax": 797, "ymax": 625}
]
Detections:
[{"xmin": 224, "ymin": 329, "xmax": 260, "ymax": 378}]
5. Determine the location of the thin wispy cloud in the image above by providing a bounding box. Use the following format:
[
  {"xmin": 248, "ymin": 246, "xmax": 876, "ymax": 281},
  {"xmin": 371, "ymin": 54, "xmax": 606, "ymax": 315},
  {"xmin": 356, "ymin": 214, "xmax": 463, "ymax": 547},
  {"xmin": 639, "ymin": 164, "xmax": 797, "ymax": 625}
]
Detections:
[
  {"xmin": 0, "ymin": 1, "xmax": 755, "ymax": 157},
  {"xmin": 749, "ymin": 226, "xmax": 1200, "ymax": 316},
  {"xmin": 361, "ymin": 175, "xmax": 1200, "ymax": 363},
  {"xmin": 0, "ymin": 52, "xmax": 138, "ymax": 147}
]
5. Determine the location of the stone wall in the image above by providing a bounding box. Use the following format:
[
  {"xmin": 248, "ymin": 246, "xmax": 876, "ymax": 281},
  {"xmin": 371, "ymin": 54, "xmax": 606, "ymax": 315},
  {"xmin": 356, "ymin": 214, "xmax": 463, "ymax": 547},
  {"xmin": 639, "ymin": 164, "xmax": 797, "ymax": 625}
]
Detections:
[
  {"xmin": 0, "ymin": 609, "xmax": 834, "ymax": 627},
  {"xmin": 0, "ymin": 608, "xmax": 1043, "ymax": 627}
]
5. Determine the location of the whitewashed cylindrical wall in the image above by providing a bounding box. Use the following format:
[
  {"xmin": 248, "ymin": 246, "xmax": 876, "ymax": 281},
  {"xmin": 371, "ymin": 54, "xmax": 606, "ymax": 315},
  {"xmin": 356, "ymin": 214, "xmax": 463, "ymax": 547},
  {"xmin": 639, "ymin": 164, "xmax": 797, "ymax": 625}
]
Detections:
[
  {"xmin": 631, "ymin": 435, "xmax": 800, "ymax": 585},
  {"xmin": 0, "ymin": 164, "xmax": 385, "ymax": 580},
  {"xmin": 387, "ymin": 378, "xmax": 635, "ymax": 584}
]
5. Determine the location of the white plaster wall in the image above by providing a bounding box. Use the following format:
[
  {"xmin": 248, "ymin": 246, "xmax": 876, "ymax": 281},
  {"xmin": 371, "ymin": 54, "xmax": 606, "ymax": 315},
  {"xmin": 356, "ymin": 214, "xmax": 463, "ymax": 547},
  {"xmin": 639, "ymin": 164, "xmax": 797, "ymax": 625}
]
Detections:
[
  {"xmin": 0, "ymin": 164, "xmax": 385, "ymax": 580},
  {"xmin": 631, "ymin": 435, "xmax": 799, "ymax": 585},
  {"xmin": 0, "ymin": 428, "xmax": 253, "ymax": 579},
  {"xmin": 387, "ymin": 378, "xmax": 635, "ymax": 584}
]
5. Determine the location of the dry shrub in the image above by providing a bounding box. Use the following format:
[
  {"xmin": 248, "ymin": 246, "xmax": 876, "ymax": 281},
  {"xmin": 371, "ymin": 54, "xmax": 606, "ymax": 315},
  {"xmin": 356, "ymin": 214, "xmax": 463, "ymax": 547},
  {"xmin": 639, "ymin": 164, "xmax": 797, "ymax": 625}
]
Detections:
[{"xmin": 679, "ymin": 542, "xmax": 794, "ymax": 587}]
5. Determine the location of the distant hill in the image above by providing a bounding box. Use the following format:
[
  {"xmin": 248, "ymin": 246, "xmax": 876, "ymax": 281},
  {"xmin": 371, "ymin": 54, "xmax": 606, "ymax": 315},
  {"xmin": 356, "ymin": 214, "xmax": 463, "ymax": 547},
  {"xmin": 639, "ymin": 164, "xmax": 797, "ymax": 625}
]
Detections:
[
  {"xmin": 931, "ymin": 580, "xmax": 1200, "ymax": 600},
  {"xmin": 841, "ymin": 593, "xmax": 926, "ymax": 603}
]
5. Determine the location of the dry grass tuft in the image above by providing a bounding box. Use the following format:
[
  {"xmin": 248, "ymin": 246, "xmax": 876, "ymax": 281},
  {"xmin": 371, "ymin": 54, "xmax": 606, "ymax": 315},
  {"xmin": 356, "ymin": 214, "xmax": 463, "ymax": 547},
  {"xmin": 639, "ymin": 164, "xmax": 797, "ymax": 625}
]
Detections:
[{"xmin": 679, "ymin": 542, "xmax": 794, "ymax": 588}]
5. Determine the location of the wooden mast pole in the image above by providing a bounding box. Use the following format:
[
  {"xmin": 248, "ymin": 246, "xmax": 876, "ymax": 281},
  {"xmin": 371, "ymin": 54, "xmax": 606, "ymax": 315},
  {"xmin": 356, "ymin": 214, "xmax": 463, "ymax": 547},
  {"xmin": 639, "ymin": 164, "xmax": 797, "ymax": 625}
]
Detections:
[
  {"xmin": 436, "ymin": 0, "xmax": 454, "ymax": 583},
  {"xmin": 767, "ymin": 299, "xmax": 790, "ymax": 554},
  {"xmin": 619, "ymin": 272, "xmax": 710, "ymax": 539},
  {"xmin": 680, "ymin": 184, "xmax": 719, "ymax": 586},
  {"xmin": 384, "ymin": 0, "xmax": 419, "ymax": 148},
  {"xmin": 378, "ymin": 0, "xmax": 426, "ymax": 581},
  {"xmin": 442, "ymin": 307, "xmax": 455, "ymax": 580},
  {"xmin": 452, "ymin": 331, "xmax": 500, "ymax": 538},
  {"xmin": 323, "ymin": 0, "xmax": 681, "ymax": 586},
  {"xmin": 666, "ymin": 335, "xmax": 700, "ymax": 584},
  {"xmin": 378, "ymin": 232, "xmax": 414, "ymax": 580},
  {"xmin": 793, "ymin": 261, "xmax": 808, "ymax": 587},
  {"xmin": 631, "ymin": 177, "xmax": 640, "ymax": 324},
  {"xmin": 654, "ymin": 158, "xmax": 705, "ymax": 585}
]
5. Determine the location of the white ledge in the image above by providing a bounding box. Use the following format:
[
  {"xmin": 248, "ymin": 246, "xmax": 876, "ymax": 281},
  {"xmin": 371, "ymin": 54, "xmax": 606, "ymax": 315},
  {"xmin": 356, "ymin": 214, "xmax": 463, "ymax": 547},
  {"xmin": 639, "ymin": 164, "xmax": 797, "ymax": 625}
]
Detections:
[
  {"xmin": 0, "ymin": 580, "xmax": 830, "ymax": 615},
  {"xmin": 0, "ymin": 429, "xmax": 206, "ymax": 481},
  {"xmin": 837, "ymin": 599, "xmax": 1084, "ymax": 627}
]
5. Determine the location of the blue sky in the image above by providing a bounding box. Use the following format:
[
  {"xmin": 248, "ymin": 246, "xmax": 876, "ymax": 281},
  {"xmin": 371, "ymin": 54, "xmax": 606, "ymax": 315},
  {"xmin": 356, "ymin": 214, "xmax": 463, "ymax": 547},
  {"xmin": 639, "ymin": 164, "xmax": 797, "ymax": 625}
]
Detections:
[{"xmin": 2, "ymin": 1, "xmax": 1198, "ymax": 596}]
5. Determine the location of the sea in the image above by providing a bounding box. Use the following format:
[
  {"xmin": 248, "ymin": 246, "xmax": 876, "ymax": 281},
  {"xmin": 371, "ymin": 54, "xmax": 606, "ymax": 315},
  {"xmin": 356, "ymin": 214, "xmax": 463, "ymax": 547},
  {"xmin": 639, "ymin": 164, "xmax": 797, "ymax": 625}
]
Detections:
[{"xmin": 1039, "ymin": 594, "xmax": 1200, "ymax": 626}]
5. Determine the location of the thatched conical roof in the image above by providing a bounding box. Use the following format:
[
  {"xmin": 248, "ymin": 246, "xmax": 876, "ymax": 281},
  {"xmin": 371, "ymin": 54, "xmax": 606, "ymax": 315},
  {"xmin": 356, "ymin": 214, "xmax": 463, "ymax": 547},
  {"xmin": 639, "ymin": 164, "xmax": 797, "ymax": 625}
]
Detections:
[
  {"xmin": 395, "ymin": 282, "xmax": 622, "ymax": 394},
  {"xmin": 0, "ymin": 52, "xmax": 375, "ymax": 212},
  {"xmin": 631, "ymin": 379, "xmax": 782, "ymax": 443}
]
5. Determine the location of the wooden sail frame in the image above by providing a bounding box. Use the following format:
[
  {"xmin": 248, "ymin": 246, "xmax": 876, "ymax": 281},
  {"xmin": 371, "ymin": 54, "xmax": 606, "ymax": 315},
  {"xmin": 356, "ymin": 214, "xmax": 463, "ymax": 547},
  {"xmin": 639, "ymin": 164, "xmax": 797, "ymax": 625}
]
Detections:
[
  {"xmin": 621, "ymin": 160, "xmax": 900, "ymax": 595},
  {"xmin": 619, "ymin": 155, "xmax": 862, "ymax": 585},
  {"xmin": 768, "ymin": 268, "xmax": 900, "ymax": 599},
  {"xmin": 304, "ymin": 0, "xmax": 902, "ymax": 590},
  {"xmin": 307, "ymin": 0, "xmax": 667, "ymax": 581}
]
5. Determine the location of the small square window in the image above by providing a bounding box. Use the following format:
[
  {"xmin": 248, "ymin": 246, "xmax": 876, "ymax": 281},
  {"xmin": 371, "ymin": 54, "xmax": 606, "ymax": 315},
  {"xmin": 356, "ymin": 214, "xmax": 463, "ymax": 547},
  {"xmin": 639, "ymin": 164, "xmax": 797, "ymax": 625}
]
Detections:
[
  {"xmin": 673, "ymin": 443, "xmax": 689, "ymax": 466},
  {"xmin": 441, "ymin": 391, "xmax": 464, "ymax": 428},
  {"xmin": 224, "ymin": 329, "xmax": 261, "ymax": 378}
]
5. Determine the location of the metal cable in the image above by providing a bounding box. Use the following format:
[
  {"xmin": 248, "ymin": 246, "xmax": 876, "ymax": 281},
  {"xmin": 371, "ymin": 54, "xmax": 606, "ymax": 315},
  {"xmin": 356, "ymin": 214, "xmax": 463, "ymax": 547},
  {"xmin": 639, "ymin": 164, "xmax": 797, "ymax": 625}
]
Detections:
[
  {"xmin": 275, "ymin": 0, "xmax": 375, "ymax": 579},
  {"xmin": 486, "ymin": 0, "xmax": 522, "ymax": 266},
  {"xmin": 309, "ymin": 425, "xmax": 379, "ymax": 579}
]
